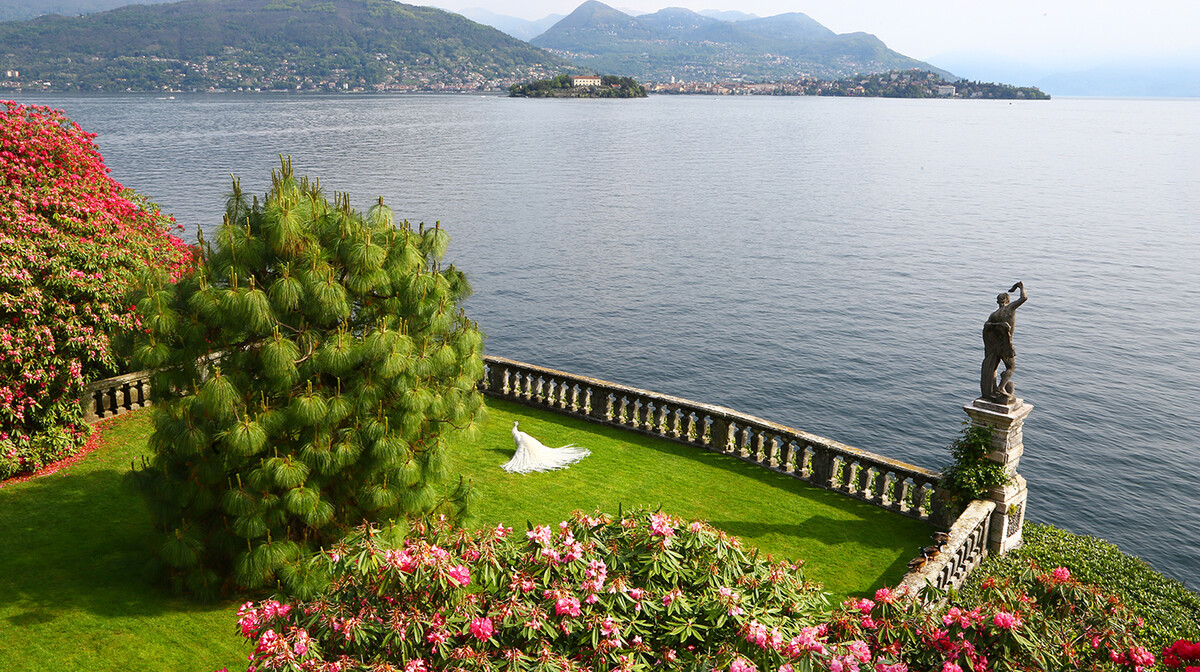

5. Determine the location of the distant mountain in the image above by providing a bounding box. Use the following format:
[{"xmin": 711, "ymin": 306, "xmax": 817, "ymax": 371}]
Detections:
[
  {"xmin": 452, "ymin": 6, "xmax": 563, "ymax": 41},
  {"xmin": 531, "ymin": 1, "xmax": 950, "ymax": 82},
  {"xmin": 928, "ymin": 51, "xmax": 1200, "ymax": 97},
  {"xmin": 697, "ymin": 9, "xmax": 757, "ymax": 22},
  {"xmin": 0, "ymin": 0, "xmax": 572, "ymax": 92},
  {"xmin": 0, "ymin": 0, "xmax": 174, "ymax": 22},
  {"xmin": 1035, "ymin": 63, "xmax": 1200, "ymax": 98}
]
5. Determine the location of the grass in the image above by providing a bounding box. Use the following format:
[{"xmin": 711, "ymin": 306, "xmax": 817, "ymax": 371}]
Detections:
[
  {"xmin": 455, "ymin": 398, "xmax": 931, "ymax": 600},
  {"xmin": 0, "ymin": 400, "xmax": 932, "ymax": 671},
  {"xmin": 0, "ymin": 412, "xmax": 246, "ymax": 672}
]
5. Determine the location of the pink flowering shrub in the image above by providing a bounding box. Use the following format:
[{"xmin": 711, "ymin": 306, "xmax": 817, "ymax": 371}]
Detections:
[
  {"xmin": 0, "ymin": 101, "xmax": 190, "ymax": 480},
  {"xmin": 1163, "ymin": 639, "xmax": 1200, "ymax": 670},
  {"xmin": 233, "ymin": 509, "xmax": 830, "ymax": 671},
  {"xmin": 235, "ymin": 533, "xmax": 1159, "ymax": 672},
  {"xmin": 824, "ymin": 565, "xmax": 1153, "ymax": 672}
]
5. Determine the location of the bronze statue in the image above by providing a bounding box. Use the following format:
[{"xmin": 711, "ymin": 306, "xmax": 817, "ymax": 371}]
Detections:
[{"xmin": 981, "ymin": 281, "xmax": 1027, "ymax": 403}]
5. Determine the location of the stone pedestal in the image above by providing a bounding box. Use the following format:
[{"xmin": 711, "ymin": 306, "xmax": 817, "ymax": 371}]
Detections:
[{"xmin": 963, "ymin": 397, "xmax": 1032, "ymax": 555}]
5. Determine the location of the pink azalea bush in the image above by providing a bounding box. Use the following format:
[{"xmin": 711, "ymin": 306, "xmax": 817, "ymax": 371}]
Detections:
[
  {"xmin": 233, "ymin": 512, "xmax": 1157, "ymax": 672},
  {"xmin": 0, "ymin": 101, "xmax": 190, "ymax": 480},
  {"xmin": 824, "ymin": 566, "xmax": 1153, "ymax": 672},
  {"xmin": 1163, "ymin": 639, "xmax": 1200, "ymax": 671},
  {"xmin": 234, "ymin": 509, "xmax": 830, "ymax": 671}
]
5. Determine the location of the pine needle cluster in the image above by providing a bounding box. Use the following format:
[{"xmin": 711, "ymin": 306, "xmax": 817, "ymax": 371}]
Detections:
[{"xmin": 130, "ymin": 159, "xmax": 486, "ymax": 599}]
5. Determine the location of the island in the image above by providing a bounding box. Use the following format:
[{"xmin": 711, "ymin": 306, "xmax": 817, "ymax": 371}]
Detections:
[{"xmin": 508, "ymin": 74, "xmax": 647, "ymax": 98}]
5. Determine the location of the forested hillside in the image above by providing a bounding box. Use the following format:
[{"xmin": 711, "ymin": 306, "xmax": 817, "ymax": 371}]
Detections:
[{"xmin": 0, "ymin": 0, "xmax": 572, "ymax": 92}]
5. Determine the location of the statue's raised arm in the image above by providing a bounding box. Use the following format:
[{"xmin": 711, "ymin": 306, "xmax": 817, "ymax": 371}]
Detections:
[
  {"xmin": 1008, "ymin": 281, "xmax": 1028, "ymax": 310},
  {"xmin": 980, "ymin": 282, "xmax": 1029, "ymax": 403}
]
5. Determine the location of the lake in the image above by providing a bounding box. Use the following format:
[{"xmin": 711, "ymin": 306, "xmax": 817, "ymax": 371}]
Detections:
[{"xmin": 16, "ymin": 92, "xmax": 1200, "ymax": 587}]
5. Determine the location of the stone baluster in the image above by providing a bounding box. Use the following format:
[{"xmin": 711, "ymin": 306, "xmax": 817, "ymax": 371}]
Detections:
[
  {"xmin": 708, "ymin": 417, "xmax": 731, "ymax": 453},
  {"xmin": 653, "ymin": 404, "xmax": 667, "ymax": 435},
  {"xmin": 808, "ymin": 446, "xmax": 834, "ymax": 487}
]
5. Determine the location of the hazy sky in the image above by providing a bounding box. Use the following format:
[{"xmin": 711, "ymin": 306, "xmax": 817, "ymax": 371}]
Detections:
[{"xmin": 435, "ymin": 1, "xmax": 1200, "ymax": 68}]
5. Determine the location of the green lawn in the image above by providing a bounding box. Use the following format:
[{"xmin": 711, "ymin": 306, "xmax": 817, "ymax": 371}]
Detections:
[
  {"xmin": 456, "ymin": 398, "xmax": 930, "ymax": 600},
  {"xmin": 0, "ymin": 400, "xmax": 930, "ymax": 671},
  {"xmin": 0, "ymin": 412, "xmax": 246, "ymax": 672}
]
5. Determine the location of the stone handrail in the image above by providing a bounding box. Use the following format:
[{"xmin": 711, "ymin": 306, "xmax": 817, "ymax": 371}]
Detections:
[
  {"xmin": 81, "ymin": 369, "xmax": 153, "ymax": 423},
  {"xmin": 482, "ymin": 355, "xmax": 946, "ymax": 523},
  {"xmin": 899, "ymin": 499, "xmax": 995, "ymax": 596}
]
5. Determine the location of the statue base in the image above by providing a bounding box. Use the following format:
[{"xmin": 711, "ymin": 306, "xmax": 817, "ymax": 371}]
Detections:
[
  {"xmin": 963, "ymin": 397, "xmax": 1032, "ymax": 555},
  {"xmin": 971, "ymin": 397, "xmax": 1022, "ymax": 414}
]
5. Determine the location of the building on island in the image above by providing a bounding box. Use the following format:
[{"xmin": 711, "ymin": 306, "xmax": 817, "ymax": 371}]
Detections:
[
  {"xmin": 571, "ymin": 75, "xmax": 602, "ymax": 87},
  {"xmin": 937, "ymin": 84, "xmax": 956, "ymax": 97}
]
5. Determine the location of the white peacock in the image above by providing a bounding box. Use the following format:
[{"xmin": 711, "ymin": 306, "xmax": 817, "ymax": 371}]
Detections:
[{"xmin": 501, "ymin": 421, "xmax": 591, "ymax": 473}]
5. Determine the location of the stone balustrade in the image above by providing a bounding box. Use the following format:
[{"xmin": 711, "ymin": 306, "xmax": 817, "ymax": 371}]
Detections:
[
  {"xmin": 482, "ymin": 356, "xmax": 947, "ymax": 523},
  {"xmin": 81, "ymin": 369, "xmax": 153, "ymax": 422},
  {"xmin": 899, "ymin": 499, "xmax": 995, "ymax": 597}
]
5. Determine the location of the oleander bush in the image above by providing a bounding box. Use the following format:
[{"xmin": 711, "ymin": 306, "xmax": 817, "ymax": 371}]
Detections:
[
  {"xmin": 129, "ymin": 160, "xmax": 486, "ymax": 599},
  {"xmin": 962, "ymin": 523, "xmax": 1200, "ymax": 657},
  {"xmin": 230, "ymin": 509, "xmax": 1155, "ymax": 672},
  {"xmin": 0, "ymin": 101, "xmax": 190, "ymax": 481}
]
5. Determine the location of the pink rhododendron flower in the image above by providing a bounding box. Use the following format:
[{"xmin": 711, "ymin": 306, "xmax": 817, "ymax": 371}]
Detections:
[
  {"xmin": 555, "ymin": 595, "xmax": 581, "ymax": 617},
  {"xmin": 942, "ymin": 663, "xmax": 963, "ymax": 672},
  {"xmin": 730, "ymin": 657, "xmax": 757, "ymax": 672},
  {"xmin": 992, "ymin": 610, "xmax": 1021, "ymax": 629},
  {"xmin": 468, "ymin": 617, "xmax": 494, "ymax": 641},
  {"xmin": 649, "ymin": 512, "xmax": 675, "ymax": 537},
  {"xmin": 847, "ymin": 640, "xmax": 871, "ymax": 663},
  {"xmin": 445, "ymin": 565, "xmax": 470, "ymax": 587},
  {"xmin": 830, "ymin": 656, "xmax": 859, "ymax": 672},
  {"xmin": 1128, "ymin": 646, "xmax": 1155, "ymax": 667},
  {"xmin": 527, "ymin": 525, "xmax": 552, "ymax": 544},
  {"xmin": 786, "ymin": 626, "xmax": 827, "ymax": 656},
  {"xmin": 1052, "ymin": 566, "xmax": 1071, "ymax": 582}
]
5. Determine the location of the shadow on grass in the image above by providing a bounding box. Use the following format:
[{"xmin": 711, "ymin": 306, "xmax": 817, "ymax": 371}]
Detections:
[
  {"xmin": 708, "ymin": 516, "xmax": 919, "ymax": 551},
  {"xmin": 0, "ymin": 465, "xmax": 226, "ymax": 625},
  {"xmin": 708, "ymin": 515, "xmax": 925, "ymax": 596}
]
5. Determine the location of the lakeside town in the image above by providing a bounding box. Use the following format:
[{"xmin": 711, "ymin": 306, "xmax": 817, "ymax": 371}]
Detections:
[{"xmin": 1, "ymin": 64, "xmax": 1045, "ymax": 99}]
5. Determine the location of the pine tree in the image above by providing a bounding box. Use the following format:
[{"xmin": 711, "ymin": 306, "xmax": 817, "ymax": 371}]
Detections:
[{"xmin": 131, "ymin": 159, "xmax": 486, "ymax": 599}]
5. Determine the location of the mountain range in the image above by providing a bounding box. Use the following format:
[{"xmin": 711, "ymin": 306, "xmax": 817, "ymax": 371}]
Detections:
[
  {"xmin": 0, "ymin": 0, "xmax": 569, "ymax": 92},
  {"xmin": 451, "ymin": 6, "xmax": 563, "ymax": 41},
  {"xmin": 527, "ymin": 1, "xmax": 950, "ymax": 82}
]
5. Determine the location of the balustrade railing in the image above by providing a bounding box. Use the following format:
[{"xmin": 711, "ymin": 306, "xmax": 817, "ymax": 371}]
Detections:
[
  {"xmin": 482, "ymin": 355, "xmax": 945, "ymax": 523},
  {"xmin": 81, "ymin": 370, "xmax": 153, "ymax": 422},
  {"xmin": 900, "ymin": 499, "xmax": 995, "ymax": 596}
]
